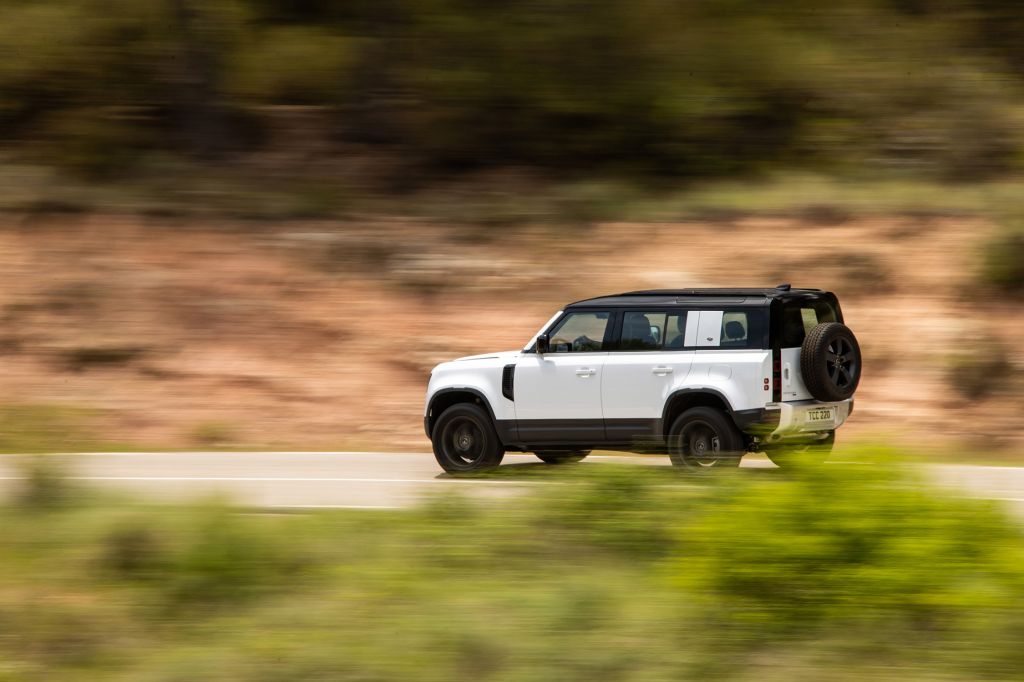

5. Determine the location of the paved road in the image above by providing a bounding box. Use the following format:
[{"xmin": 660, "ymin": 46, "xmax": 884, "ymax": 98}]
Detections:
[{"xmin": 1, "ymin": 451, "xmax": 1023, "ymax": 513}]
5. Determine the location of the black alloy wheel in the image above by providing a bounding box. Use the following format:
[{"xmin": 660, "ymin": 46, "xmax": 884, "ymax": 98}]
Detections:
[
  {"xmin": 668, "ymin": 407, "xmax": 745, "ymax": 470},
  {"xmin": 432, "ymin": 403, "xmax": 505, "ymax": 473}
]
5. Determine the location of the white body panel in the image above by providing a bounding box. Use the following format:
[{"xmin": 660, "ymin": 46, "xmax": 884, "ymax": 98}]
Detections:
[
  {"xmin": 766, "ymin": 398, "xmax": 853, "ymax": 439},
  {"xmin": 602, "ymin": 348, "xmax": 771, "ymax": 419},
  {"xmin": 687, "ymin": 348, "xmax": 774, "ymax": 412},
  {"xmin": 602, "ymin": 350, "xmax": 693, "ymax": 419},
  {"xmin": 425, "ymin": 350, "xmax": 520, "ymax": 422},
  {"xmin": 688, "ymin": 310, "xmax": 724, "ymax": 347},
  {"xmin": 779, "ymin": 347, "xmax": 812, "ymax": 401},
  {"xmin": 513, "ymin": 353, "xmax": 606, "ymax": 420}
]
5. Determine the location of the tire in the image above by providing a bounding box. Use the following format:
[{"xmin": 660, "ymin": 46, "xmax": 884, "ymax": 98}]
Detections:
[
  {"xmin": 431, "ymin": 403, "xmax": 505, "ymax": 473},
  {"xmin": 667, "ymin": 407, "xmax": 745, "ymax": 469},
  {"xmin": 764, "ymin": 431, "xmax": 834, "ymax": 468},
  {"xmin": 800, "ymin": 323, "xmax": 862, "ymax": 402},
  {"xmin": 535, "ymin": 450, "xmax": 590, "ymax": 464}
]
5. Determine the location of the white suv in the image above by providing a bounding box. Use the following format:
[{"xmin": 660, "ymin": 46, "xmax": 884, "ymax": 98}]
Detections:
[{"xmin": 424, "ymin": 285, "xmax": 861, "ymax": 472}]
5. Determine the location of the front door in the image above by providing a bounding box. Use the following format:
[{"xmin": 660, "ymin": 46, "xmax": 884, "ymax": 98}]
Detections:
[{"xmin": 514, "ymin": 310, "xmax": 610, "ymax": 443}]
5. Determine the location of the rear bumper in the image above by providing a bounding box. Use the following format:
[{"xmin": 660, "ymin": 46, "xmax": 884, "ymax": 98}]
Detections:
[{"xmin": 761, "ymin": 399, "xmax": 852, "ymax": 442}]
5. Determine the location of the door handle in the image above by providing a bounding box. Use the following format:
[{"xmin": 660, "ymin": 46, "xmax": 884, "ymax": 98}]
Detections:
[
  {"xmin": 652, "ymin": 366, "xmax": 674, "ymax": 375},
  {"xmin": 575, "ymin": 368, "xmax": 595, "ymax": 377}
]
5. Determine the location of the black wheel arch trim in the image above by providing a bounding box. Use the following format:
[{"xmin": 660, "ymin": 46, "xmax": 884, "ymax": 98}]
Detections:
[
  {"xmin": 661, "ymin": 388, "xmax": 764, "ymax": 434},
  {"xmin": 426, "ymin": 388, "xmax": 513, "ymax": 444}
]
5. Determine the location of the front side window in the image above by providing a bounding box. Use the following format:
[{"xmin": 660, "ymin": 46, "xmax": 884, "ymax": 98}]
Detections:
[
  {"xmin": 619, "ymin": 311, "xmax": 687, "ymax": 351},
  {"xmin": 548, "ymin": 311, "xmax": 609, "ymax": 352}
]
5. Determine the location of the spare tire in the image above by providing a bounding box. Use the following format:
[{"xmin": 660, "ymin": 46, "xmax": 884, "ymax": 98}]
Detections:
[{"xmin": 800, "ymin": 322, "xmax": 861, "ymax": 402}]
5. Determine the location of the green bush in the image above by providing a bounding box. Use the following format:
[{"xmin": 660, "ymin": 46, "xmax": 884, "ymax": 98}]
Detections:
[
  {"xmin": 4, "ymin": 0, "xmax": 1024, "ymax": 181},
  {"xmin": 947, "ymin": 342, "xmax": 1015, "ymax": 400},
  {"xmin": 981, "ymin": 224, "xmax": 1024, "ymax": 294},
  {"xmin": 3, "ymin": 457, "xmax": 1024, "ymax": 680},
  {"xmin": 0, "ymin": 403, "xmax": 98, "ymax": 454}
]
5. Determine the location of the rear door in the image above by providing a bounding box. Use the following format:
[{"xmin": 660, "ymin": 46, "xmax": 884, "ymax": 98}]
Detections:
[
  {"xmin": 601, "ymin": 309, "xmax": 693, "ymax": 442},
  {"xmin": 774, "ymin": 297, "xmax": 841, "ymax": 401},
  {"xmin": 514, "ymin": 310, "xmax": 610, "ymax": 442}
]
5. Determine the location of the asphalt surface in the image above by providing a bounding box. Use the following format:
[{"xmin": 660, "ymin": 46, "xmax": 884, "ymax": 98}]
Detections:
[{"xmin": 1, "ymin": 451, "xmax": 1022, "ymax": 514}]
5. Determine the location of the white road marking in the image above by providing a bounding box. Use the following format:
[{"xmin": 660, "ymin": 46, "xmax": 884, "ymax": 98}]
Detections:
[
  {"xmin": 4, "ymin": 452, "xmax": 1024, "ymax": 514},
  {"xmin": 262, "ymin": 504, "xmax": 402, "ymax": 510},
  {"xmin": 30, "ymin": 451, "xmax": 434, "ymax": 457}
]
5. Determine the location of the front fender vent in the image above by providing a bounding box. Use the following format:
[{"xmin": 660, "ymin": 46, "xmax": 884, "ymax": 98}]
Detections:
[{"xmin": 501, "ymin": 364, "xmax": 515, "ymax": 401}]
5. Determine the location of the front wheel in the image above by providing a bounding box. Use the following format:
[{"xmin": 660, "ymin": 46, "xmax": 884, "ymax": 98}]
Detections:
[
  {"xmin": 431, "ymin": 403, "xmax": 505, "ymax": 473},
  {"xmin": 764, "ymin": 432, "xmax": 834, "ymax": 468},
  {"xmin": 535, "ymin": 450, "xmax": 590, "ymax": 464},
  {"xmin": 668, "ymin": 407, "xmax": 745, "ymax": 469}
]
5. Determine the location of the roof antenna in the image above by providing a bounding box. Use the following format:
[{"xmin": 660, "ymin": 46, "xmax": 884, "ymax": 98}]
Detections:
[{"xmin": 776, "ymin": 283, "xmax": 791, "ymax": 291}]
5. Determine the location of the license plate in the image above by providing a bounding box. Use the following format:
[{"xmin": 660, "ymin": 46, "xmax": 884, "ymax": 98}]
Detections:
[{"xmin": 806, "ymin": 407, "xmax": 835, "ymax": 423}]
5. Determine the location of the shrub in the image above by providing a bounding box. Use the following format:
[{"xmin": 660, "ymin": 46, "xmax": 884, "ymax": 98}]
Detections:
[
  {"xmin": 0, "ymin": 403, "xmax": 98, "ymax": 454},
  {"xmin": 3, "ymin": 457, "xmax": 1024, "ymax": 679},
  {"xmin": 13, "ymin": 456, "xmax": 74, "ymax": 508},
  {"xmin": 190, "ymin": 421, "xmax": 236, "ymax": 447},
  {"xmin": 947, "ymin": 342, "xmax": 1015, "ymax": 400},
  {"xmin": 981, "ymin": 224, "xmax": 1024, "ymax": 294}
]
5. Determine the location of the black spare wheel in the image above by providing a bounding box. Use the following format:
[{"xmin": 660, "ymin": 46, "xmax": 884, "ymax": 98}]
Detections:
[{"xmin": 800, "ymin": 322, "xmax": 861, "ymax": 402}]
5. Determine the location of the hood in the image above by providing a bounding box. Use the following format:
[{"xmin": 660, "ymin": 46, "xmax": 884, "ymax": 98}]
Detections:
[{"xmin": 453, "ymin": 350, "xmax": 522, "ymax": 362}]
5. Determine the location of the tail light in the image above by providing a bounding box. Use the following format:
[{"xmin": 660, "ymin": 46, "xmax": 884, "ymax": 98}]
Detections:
[{"xmin": 772, "ymin": 349, "xmax": 782, "ymax": 402}]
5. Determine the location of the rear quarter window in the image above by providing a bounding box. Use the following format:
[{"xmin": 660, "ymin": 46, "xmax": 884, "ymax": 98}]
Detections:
[{"xmin": 777, "ymin": 299, "xmax": 839, "ymax": 347}]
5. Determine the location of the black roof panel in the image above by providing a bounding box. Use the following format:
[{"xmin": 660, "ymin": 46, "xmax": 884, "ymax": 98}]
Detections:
[{"xmin": 566, "ymin": 287, "xmax": 830, "ymax": 308}]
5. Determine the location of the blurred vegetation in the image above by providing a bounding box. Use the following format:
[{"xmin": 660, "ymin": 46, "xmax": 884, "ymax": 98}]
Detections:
[
  {"xmin": 981, "ymin": 220, "xmax": 1024, "ymax": 295},
  {"xmin": 0, "ymin": 404, "xmax": 99, "ymax": 454},
  {"xmin": 0, "ymin": 404, "xmax": 164, "ymax": 454},
  {"xmin": 3, "ymin": 457, "xmax": 1024, "ymax": 680},
  {"xmin": 5, "ymin": 0, "xmax": 1024, "ymax": 202},
  {"xmin": 947, "ymin": 342, "xmax": 1017, "ymax": 401}
]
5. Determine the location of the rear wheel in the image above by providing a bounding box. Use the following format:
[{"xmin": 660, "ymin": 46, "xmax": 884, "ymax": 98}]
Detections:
[
  {"xmin": 431, "ymin": 403, "xmax": 505, "ymax": 473},
  {"xmin": 764, "ymin": 432, "xmax": 834, "ymax": 468},
  {"xmin": 668, "ymin": 407, "xmax": 745, "ymax": 469},
  {"xmin": 534, "ymin": 450, "xmax": 590, "ymax": 464}
]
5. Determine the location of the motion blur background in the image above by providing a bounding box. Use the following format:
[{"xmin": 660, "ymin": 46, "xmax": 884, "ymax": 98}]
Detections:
[
  {"xmin": 4, "ymin": 3, "xmax": 1024, "ymax": 679},
  {"xmin": 0, "ymin": 0, "xmax": 1022, "ymax": 454}
]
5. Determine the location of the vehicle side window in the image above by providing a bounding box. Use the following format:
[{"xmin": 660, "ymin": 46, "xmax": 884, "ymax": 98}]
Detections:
[
  {"xmin": 548, "ymin": 312, "xmax": 609, "ymax": 352},
  {"xmin": 685, "ymin": 309, "xmax": 767, "ymax": 349},
  {"xmin": 721, "ymin": 311, "xmax": 749, "ymax": 347},
  {"xmin": 619, "ymin": 311, "xmax": 687, "ymax": 351},
  {"xmin": 779, "ymin": 301, "xmax": 838, "ymax": 347},
  {"xmin": 721, "ymin": 309, "xmax": 769, "ymax": 348}
]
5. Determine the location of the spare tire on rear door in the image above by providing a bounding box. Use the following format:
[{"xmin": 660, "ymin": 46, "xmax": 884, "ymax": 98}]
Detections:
[{"xmin": 799, "ymin": 322, "xmax": 861, "ymax": 402}]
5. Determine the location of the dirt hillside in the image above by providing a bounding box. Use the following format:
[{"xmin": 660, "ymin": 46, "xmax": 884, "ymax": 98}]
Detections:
[{"xmin": 1, "ymin": 213, "xmax": 1020, "ymax": 455}]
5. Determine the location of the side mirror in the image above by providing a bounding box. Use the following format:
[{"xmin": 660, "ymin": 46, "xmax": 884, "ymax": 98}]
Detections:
[{"xmin": 536, "ymin": 334, "xmax": 550, "ymax": 354}]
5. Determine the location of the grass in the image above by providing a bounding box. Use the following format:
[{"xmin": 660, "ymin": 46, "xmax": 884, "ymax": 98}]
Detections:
[
  {"xmin": 2, "ymin": 453, "xmax": 1024, "ymax": 680},
  {"xmin": 0, "ymin": 404, "xmax": 102, "ymax": 454},
  {"xmin": 5, "ymin": 160, "xmax": 1024, "ymax": 224},
  {"xmin": 0, "ymin": 403, "xmax": 167, "ymax": 455}
]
